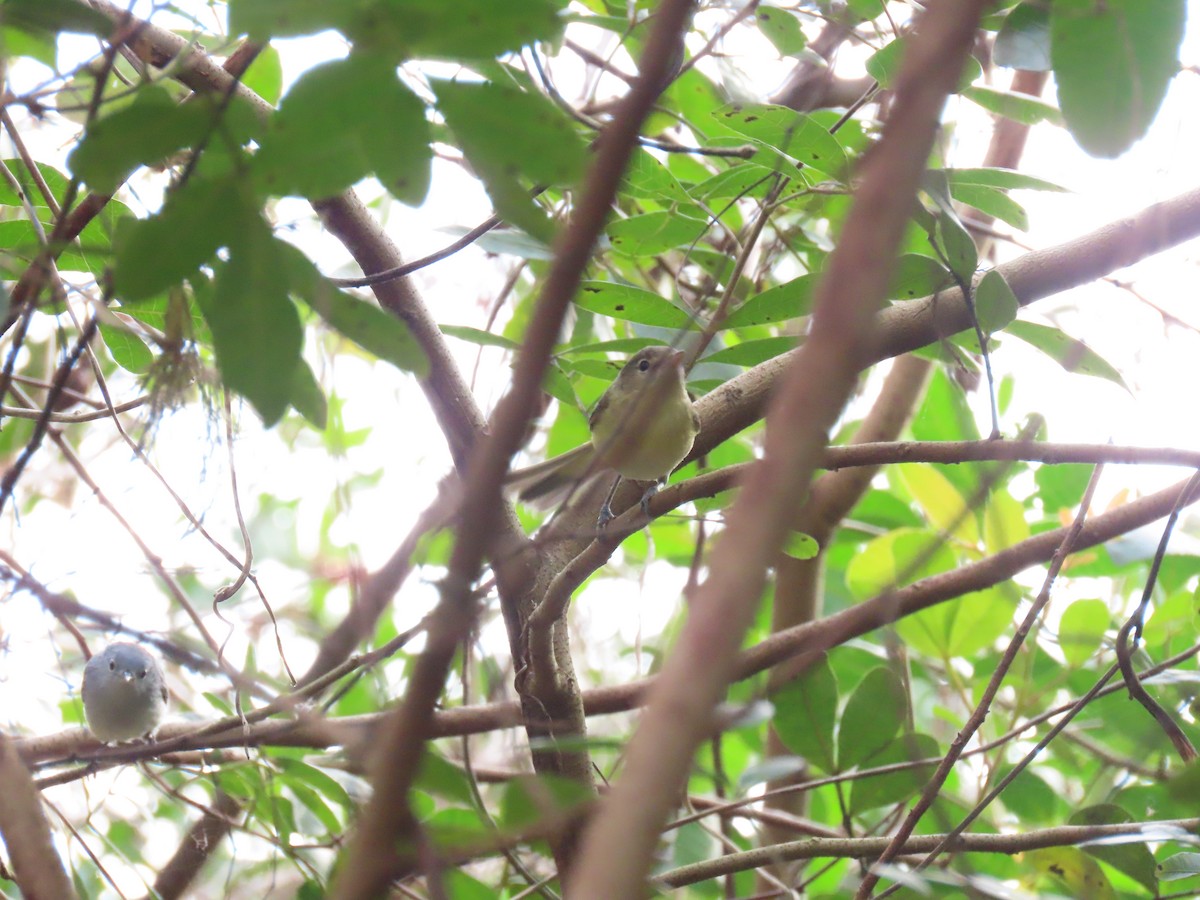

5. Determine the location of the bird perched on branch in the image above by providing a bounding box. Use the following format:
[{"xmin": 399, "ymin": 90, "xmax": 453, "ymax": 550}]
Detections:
[{"xmin": 508, "ymin": 346, "xmax": 700, "ymax": 526}]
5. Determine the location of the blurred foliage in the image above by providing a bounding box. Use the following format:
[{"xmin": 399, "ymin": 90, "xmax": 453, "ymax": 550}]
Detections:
[{"xmin": 1, "ymin": 0, "xmax": 1196, "ymax": 897}]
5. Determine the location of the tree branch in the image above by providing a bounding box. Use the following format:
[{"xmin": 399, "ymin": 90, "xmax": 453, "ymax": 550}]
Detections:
[
  {"xmin": 566, "ymin": 3, "xmax": 990, "ymax": 895},
  {"xmin": 0, "ymin": 733, "xmax": 76, "ymax": 899}
]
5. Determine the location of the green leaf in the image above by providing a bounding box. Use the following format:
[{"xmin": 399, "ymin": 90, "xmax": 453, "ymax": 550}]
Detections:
[
  {"xmin": 574, "ymin": 282, "xmax": 694, "ymax": 329},
  {"xmin": 274, "ymin": 758, "xmax": 353, "ymax": 812},
  {"xmin": 286, "ymin": 782, "xmax": 340, "ymax": 834},
  {"xmin": 963, "ymin": 86, "xmax": 1063, "ymax": 127},
  {"xmin": 499, "ymin": 774, "xmax": 592, "ymax": 830},
  {"xmin": 703, "ymin": 337, "xmax": 795, "ymax": 367},
  {"xmin": 887, "ymin": 254, "xmax": 953, "ymax": 301},
  {"xmin": 1143, "ymin": 588, "xmax": 1199, "ymax": 649},
  {"xmin": 867, "ymin": 37, "xmax": 982, "ymax": 92},
  {"xmin": 846, "ymin": 529, "xmax": 956, "ymax": 600},
  {"xmin": 197, "ymin": 224, "xmax": 304, "ymax": 426},
  {"xmin": 898, "ymin": 583, "xmax": 1019, "ymax": 659},
  {"xmin": 1034, "ymin": 461, "xmax": 1092, "ymax": 512},
  {"xmin": 98, "ymin": 323, "xmax": 153, "ymax": 374},
  {"xmin": 53, "ymin": 54, "xmax": 156, "ymax": 126},
  {"xmin": 289, "ymin": 358, "xmax": 329, "ymax": 429},
  {"xmin": 415, "ymin": 751, "xmax": 476, "ymax": 805},
  {"xmin": 243, "ymin": 0, "xmax": 563, "ymax": 61},
  {"xmin": 437, "ymin": 225, "xmax": 553, "ymax": 261},
  {"xmin": 436, "ymin": 79, "xmax": 590, "ymax": 188},
  {"xmin": 781, "ymin": 531, "xmax": 818, "ymax": 561},
  {"xmin": 0, "ymin": 0, "xmax": 111, "ymax": 40},
  {"xmin": 68, "ymin": 85, "xmax": 256, "ymax": 193},
  {"xmin": 228, "ymin": 0, "xmax": 353, "ymax": 39},
  {"xmin": 1159, "ymin": 852, "xmax": 1200, "ymax": 882},
  {"xmin": 951, "ymin": 183, "xmax": 1028, "ymax": 231},
  {"xmin": 913, "ymin": 366, "xmax": 981, "ymax": 444},
  {"xmin": 1051, "ymin": 0, "xmax": 1185, "ymax": 157},
  {"xmin": 434, "ymin": 78, "xmax": 585, "ymax": 243},
  {"xmin": 837, "ymin": 668, "xmax": 907, "ymax": 770},
  {"xmin": 282, "ymin": 245, "xmax": 428, "ymax": 376},
  {"xmin": 945, "ymin": 167, "xmax": 1067, "ymax": 193},
  {"xmin": 995, "ymin": 2, "xmax": 1051, "ymax": 70},
  {"xmin": 772, "ymin": 655, "xmax": 838, "ymax": 773},
  {"xmin": 898, "ymin": 464, "xmax": 980, "ymax": 547},
  {"xmin": 982, "ymin": 487, "xmax": 1029, "ymax": 555},
  {"xmin": 607, "ymin": 211, "xmax": 708, "ymax": 257},
  {"xmin": 712, "ymin": 105, "xmax": 847, "ymax": 181},
  {"xmin": 1005, "ymin": 320, "xmax": 1130, "ymax": 391},
  {"xmin": 755, "ymin": 7, "xmax": 807, "ymax": 56},
  {"xmin": 242, "ymin": 44, "xmax": 284, "ymax": 105},
  {"xmin": 999, "ymin": 766, "xmax": 1063, "ymax": 823},
  {"xmin": 620, "ymin": 148, "xmax": 691, "ymax": 203},
  {"xmin": 253, "ymin": 53, "xmax": 431, "ymax": 204},
  {"xmin": 0, "ymin": 161, "xmax": 133, "ymax": 274},
  {"xmin": 113, "ymin": 174, "xmax": 251, "ymax": 301},
  {"xmin": 1, "ymin": 23, "xmax": 58, "ymax": 68},
  {"xmin": 722, "ymin": 274, "xmax": 816, "ymax": 329},
  {"xmin": 849, "ymin": 733, "xmax": 938, "ymax": 814},
  {"xmin": 691, "ymin": 163, "xmax": 779, "ymax": 200},
  {"xmin": 444, "ymin": 871, "xmax": 497, "ymax": 900},
  {"xmin": 973, "ymin": 269, "xmax": 1019, "ymax": 334},
  {"xmin": 846, "ymin": 0, "xmax": 885, "ymax": 23},
  {"xmin": 933, "ymin": 210, "xmax": 977, "ymax": 283},
  {"xmin": 115, "ymin": 287, "xmax": 210, "ymax": 347},
  {"xmin": 1070, "ymin": 805, "xmax": 1158, "ymax": 893},
  {"xmin": 1058, "ymin": 599, "xmax": 1109, "ymax": 668},
  {"xmin": 439, "ymin": 325, "xmax": 520, "ymax": 351}
]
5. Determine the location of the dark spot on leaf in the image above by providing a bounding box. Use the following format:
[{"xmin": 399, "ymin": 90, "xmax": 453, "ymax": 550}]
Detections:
[
  {"xmin": 615, "ymin": 304, "xmax": 625, "ymax": 311},
  {"xmin": 582, "ymin": 286, "xmax": 600, "ymax": 293},
  {"xmin": 745, "ymin": 115, "xmax": 759, "ymax": 123}
]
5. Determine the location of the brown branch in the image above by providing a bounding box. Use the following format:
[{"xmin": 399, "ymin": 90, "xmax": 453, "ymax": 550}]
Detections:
[
  {"xmin": 146, "ymin": 791, "xmax": 243, "ymax": 900},
  {"xmin": 690, "ymin": 182, "xmax": 1200, "ymax": 470},
  {"xmin": 566, "ymin": 3, "xmax": 989, "ymax": 895},
  {"xmin": 298, "ymin": 477, "xmax": 460, "ymax": 686},
  {"xmin": 0, "ymin": 733, "xmax": 76, "ymax": 899},
  {"xmin": 327, "ymin": 2, "xmax": 702, "ymax": 893},
  {"xmin": 761, "ymin": 354, "xmax": 931, "ymax": 885},
  {"xmin": 656, "ymin": 818, "xmax": 1200, "ymax": 889}
]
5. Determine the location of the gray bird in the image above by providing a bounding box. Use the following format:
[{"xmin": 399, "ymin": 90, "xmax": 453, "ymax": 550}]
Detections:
[{"xmin": 82, "ymin": 643, "xmax": 168, "ymax": 742}]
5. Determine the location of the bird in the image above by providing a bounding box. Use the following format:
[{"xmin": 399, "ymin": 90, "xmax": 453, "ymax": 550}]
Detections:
[
  {"xmin": 82, "ymin": 642, "xmax": 168, "ymax": 743},
  {"xmin": 508, "ymin": 346, "xmax": 701, "ymax": 526}
]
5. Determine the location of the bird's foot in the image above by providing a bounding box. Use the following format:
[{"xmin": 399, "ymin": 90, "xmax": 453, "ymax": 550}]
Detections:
[{"xmin": 639, "ymin": 480, "xmax": 664, "ymax": 517}]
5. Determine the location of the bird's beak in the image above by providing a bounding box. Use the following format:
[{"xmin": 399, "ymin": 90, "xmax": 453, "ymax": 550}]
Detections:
[{"xmin": 121, "ymin": 671, "xmax": 133, "ymax": 683}]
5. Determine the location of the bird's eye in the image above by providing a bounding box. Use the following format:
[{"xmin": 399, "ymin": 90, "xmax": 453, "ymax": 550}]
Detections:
[
  {"xmin": 637, "ymin": 358, "xmax": 651, "ymax": 372},
  {"xmin": 108, "ymin": 660, "xmax": 116, "ymax": 671},
  {"xmin": 138, "ymin": 669, "xmax": 147, "ymax": 679}
]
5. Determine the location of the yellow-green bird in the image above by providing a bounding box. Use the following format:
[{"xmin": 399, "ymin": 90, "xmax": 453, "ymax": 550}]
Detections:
[{"xmin": 509, "ymin": 346, "xmax": 701, "ymax": 525}]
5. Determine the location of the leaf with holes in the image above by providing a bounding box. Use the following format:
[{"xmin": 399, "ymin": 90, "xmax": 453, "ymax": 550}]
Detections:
[{"xmin": 574, "ymin": 282, "xmax": 694, "ymax": 329}]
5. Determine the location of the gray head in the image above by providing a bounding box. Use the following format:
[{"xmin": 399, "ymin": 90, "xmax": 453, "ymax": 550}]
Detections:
[{"xmin": 82, "ymin": 642, "xmax": 168, "ymax": 743}]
